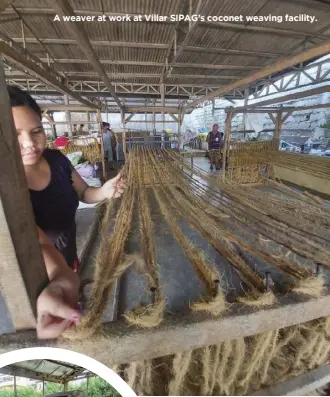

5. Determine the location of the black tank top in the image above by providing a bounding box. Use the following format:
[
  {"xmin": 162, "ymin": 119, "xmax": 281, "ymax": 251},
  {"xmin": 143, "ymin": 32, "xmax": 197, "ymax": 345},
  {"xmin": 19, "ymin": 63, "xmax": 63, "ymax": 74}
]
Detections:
[{"xmin": 29, "ymin": 149, "xmax": 79, "ymax": 266}]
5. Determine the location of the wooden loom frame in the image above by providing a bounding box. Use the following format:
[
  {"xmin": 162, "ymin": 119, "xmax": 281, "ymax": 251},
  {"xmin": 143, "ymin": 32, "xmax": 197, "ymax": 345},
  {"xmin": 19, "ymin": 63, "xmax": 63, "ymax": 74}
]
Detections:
[{"xmin": 1, "ymin": 43, "xmax": 330, "ymax": 366}]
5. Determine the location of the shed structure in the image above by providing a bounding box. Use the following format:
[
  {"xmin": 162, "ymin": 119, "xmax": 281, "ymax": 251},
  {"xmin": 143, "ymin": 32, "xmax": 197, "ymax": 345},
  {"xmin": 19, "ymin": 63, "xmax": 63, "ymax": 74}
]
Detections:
[{"xmin": 1, "ymin": 0, "xmax": 330, "ymax": 395}]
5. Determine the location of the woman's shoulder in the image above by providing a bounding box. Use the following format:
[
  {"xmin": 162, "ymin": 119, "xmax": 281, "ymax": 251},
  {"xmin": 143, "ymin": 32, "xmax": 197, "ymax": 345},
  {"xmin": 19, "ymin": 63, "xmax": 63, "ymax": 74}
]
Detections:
[
  {"xmin": 43, "ymin": 149, "xmax": 73, "ymax": 172},
  {"xmin": 43, "ymin": 148, "xmax": 67, "ymax": 163}
]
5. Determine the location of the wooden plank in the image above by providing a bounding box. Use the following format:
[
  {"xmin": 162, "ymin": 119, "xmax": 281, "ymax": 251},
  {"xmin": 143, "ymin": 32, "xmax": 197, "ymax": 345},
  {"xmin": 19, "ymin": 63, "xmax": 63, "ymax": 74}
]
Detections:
[
  {"xmin": 53, "ymin": 0, "xmax": 122, "ymax": 110},
  {"xmin": 0, "ymin": 60, "xmax": 48, "ymax": 330},
  {"xmin": 1, "ymin": 291, "xmax": 330, "ymax": 365},
  {"xmin": 0, "ymin": 41, "xmax": 99, "ymax": 109},
  {"xmin": 253, "ymin": 363, "xmax": 330, "ymax": 396},
  {"xmin": 185, "ymin": 40, "xmax": 330, "ymax": 110}
]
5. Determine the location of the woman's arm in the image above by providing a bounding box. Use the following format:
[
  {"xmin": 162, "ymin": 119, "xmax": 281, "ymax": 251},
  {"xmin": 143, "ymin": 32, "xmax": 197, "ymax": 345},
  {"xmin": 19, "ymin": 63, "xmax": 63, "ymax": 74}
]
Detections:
[
  {"xmin": 71, "ymin": 170, "xmax": 126, "ymax": 204},
  {"xmin": 37, "ymin": 227, "xmax": 81, "ymax": 339},
  {"xmin": 38, "ymin": 227, "xmax": 72, "ymax": 280}
]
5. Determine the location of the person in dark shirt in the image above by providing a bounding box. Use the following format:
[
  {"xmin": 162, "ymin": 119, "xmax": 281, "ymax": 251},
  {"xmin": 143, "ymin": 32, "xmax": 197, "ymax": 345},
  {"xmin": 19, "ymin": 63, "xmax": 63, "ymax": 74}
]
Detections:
[
  {"xmin": 206, "ymin": 124, "xmax": 222, "ymax": 170},
  {"xmin": 8, "ymin": 86, "xmax": 126, "ymax": 339}
]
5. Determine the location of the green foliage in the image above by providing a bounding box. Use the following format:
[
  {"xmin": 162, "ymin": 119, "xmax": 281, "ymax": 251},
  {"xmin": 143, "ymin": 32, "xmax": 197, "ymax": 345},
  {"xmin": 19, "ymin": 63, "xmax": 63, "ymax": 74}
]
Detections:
[
  {"xmin": 321, "ymin": 123, "xmax": 330, "ymax": 129},
  {"xmin": 0, "ymin": 377, "xmax": 121, "ymax": 397},
  {"xmin": 0, "ymin": 386, "xmax": 41, "ymax": 397},
  {"xmin": 44, "ymin": 382, "xmax": 62, "ymax": 394}
]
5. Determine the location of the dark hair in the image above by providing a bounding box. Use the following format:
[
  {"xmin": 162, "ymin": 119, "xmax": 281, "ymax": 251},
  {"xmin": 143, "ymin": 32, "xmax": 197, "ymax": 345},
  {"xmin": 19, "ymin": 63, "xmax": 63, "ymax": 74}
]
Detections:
[
  {"xmin": 7, "ymin": 85, "xmax": 42, "ymax": 119},
  {"xmin": 80, "ymin": 124, "xmax": 84, "ymax": 127},
  {"xmin": 213, "ymin": 124, "xmax": 219, "ymax": 128},
  {"xmin": 102, "ymin": 121, "xmax": 110, "ymax": 128},
  {"xmin": 73, "ymin": 124, "xmax": 77, "ymax": 127}
]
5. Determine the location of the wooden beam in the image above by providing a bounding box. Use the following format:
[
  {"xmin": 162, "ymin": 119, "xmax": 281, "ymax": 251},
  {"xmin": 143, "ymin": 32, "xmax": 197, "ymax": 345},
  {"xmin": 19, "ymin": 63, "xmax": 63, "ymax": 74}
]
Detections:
[
  {"xmin": 172, "ymin": 63, "xmax": 260, "ymax": 70},
  {"xmin": 277, "ymin": 0, "xmax": 330, "ymax": 12},
  {"xmin": 0, "ymin": 16, "xmax": 20, "ymax": 23},
  {"xmin": 125, "ymin": 112, "xmax": 137, "ymax": 122},
  {"xmin": 185, "ymin": 40, "xmax": 330, "ymax": 110},
  {"xmin": 167, "ymin": 0, "xmax": 204, "ymax": 79},
  {"xmin": 126, "ymin": 106, "xmax": 179, "ymax": 113},
  {"xmin": 40, "ymin": 105, "xmax": 96, "ymax": 112},
  {"xmin": 268, "ymin": 112, "xmax": 277, "ymax": 124},
  {"xmin": 253, "ymin": 363, "xmax": 330, "ymax": 396},
  {"xmin": 184, "ymin": 46, "xmax": 282, "ymax": 58},
  {"xmin": 5, "ymin": 70, "xmax": 241, "ymax": 80},
  {"xmin": 0, "ymin": 0, "xmax": 14, "ymax": 13},
  {"xmin": 200, "ymin": 20, "xmax": 330, "ymax": 40},
  {"xmin": 2, "ymin": 291, "xmax": 330, "ymax": 365},
  {"xmin": 53, "ymin": 0, "xmax": 122, "ymax": 110},
  {"xmin": 169, "ymin": 113, "xmax": 178, "ymax": 122},
  {"xmin": 237, "ymin": 85, "xmax": 330, "ymax": 111},
  {"xmin": 9, "ymin": 37, "xmax": 281, "ymax": 58},
  {"xmin": 11, "ymin": 37, "xmax": 170, "ymax": 49},
  {"xmin": 37, "ymin": 58, "xmax": 260, "ymax": 70},
  {"xmin": 0, "ymin": 60, "xmax": 48, "ymax": 330},
  {"xmin": 0, "ymin": 42, "xmax": 99, "ymax": 109}
]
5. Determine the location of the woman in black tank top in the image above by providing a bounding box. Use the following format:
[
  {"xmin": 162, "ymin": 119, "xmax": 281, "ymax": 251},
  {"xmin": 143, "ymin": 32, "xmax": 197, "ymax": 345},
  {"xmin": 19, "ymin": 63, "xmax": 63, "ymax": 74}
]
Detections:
[{"xmin": 8, "ymin": 86, "xmax": 126, "ymax": 339}]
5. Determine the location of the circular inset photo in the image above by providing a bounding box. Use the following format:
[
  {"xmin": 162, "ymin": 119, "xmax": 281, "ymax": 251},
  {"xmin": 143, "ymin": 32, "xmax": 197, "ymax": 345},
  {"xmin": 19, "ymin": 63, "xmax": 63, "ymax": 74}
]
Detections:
[
  {"xmin": 0, "ymin": 359, "xmax": 118, "ymax": 397},
  {"xmin": 0, "ymin": 349, "xmax": 135, "ymax": 397}
]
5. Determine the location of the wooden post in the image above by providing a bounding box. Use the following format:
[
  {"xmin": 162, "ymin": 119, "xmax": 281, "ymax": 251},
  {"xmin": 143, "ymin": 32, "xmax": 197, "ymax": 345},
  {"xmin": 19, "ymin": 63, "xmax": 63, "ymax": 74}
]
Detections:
[
  {"xmin": 274, "ymin": 110, "xmax": 283, "ymax": 150},
  {"xmin": 63, "ymin": 382, "xmax": 68, "ymax": 392},
  {"xmin": 243, "ymin": 89, "xmax": 249, "ymax": 137},
  {"xmin": 96, "ymin": 109, "xmax": 107, "ymax": 181},
  {"xmin": 14, "ymin": 370, "xmax": 17, "ymax": 397},
  {"xmin": 222, "ymin": 111, "xmax": 233, "ymax": 180},
  {"xmin": 86, "ymin": 375, "xmax": 89, "ymax": 396},
  {"xmin": 42, "ymin": 379, "xmax": 45, "ymax": 396},
  {"xmin": 64, "ymin": 95, "xmax": 72, "ymax": 137},
  {"xmin": 43, "ymin": 112, "xmax": 56, "ymax": 139},
  {"xmin": 153, "ymin": 111, "xmax": 156, "ymax": 133},
  {"xmin": 178, "ymin": 110, "xmax": 183, "ymax": 151},
  {"xmin": 122, "ymin": 111, "xmax": 127, "ymax": 161},
  {"xmin": 0, "ymin": 60, "xmax": 48, "ymax": 330},
  {"xmin": 161, "ymin": 84, "xmax": 165, "ymax": 132},
  {"xmin": 211, "ymin": 99, "xmax": 215, "ymax": 123}
]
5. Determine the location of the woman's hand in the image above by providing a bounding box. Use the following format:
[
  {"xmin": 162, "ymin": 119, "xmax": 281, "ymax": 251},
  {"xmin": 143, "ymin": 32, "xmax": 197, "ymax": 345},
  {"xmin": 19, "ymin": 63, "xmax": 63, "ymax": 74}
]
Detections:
[
  {"xmin": 100, "ymin": 172, "xmax": 127, "ymax": 199},
  {"xmin": 36, "ymin": 269, "xmax": 81, "ymax": 339}
]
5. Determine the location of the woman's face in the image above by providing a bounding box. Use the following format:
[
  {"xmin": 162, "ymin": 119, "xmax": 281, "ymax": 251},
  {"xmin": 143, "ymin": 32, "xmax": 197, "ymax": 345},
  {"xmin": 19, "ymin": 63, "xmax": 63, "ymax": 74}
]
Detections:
[{"xmin": 12, "ymin": 105, "xmax": 46, "ymax": 166}]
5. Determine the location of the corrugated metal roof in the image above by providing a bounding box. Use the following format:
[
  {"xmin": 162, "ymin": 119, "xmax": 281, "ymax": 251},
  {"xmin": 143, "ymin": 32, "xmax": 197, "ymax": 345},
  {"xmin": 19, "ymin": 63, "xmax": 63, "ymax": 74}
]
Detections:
[
  {"xmin": 10, "ymin": 359, "xmax": 90, "ymax": 381},
  {"xmin": 1, "ymin": 0, "xmax": 330, "ymax": 99}
]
